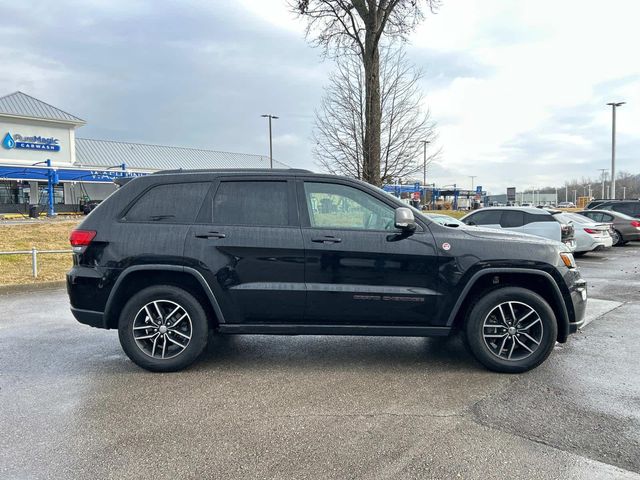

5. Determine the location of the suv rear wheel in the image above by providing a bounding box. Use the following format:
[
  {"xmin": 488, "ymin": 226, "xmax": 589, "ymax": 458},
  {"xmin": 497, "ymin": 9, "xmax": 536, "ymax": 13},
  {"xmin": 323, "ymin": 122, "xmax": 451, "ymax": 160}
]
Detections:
[
  {"xmin": 118, "ymin": 285, "xmax": 209, "ymax": 372},
  {"xmin": 464, "ymin": 287, "xmax": 557, "ymax": 373}
]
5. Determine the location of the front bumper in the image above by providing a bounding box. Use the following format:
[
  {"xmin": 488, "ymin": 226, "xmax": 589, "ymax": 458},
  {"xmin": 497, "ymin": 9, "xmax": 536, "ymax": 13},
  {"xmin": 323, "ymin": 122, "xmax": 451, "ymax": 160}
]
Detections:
[{"xmin": 568, "ymin": 277, "xmax": 587, "ymax": 333}]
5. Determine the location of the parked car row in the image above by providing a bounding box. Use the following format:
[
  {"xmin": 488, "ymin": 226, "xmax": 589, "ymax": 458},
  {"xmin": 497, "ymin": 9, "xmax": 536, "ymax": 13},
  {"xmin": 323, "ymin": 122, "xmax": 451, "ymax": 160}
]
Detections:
[{"xmin": 423, "ymin": 200, "xmax": 640, "ymax": 257}]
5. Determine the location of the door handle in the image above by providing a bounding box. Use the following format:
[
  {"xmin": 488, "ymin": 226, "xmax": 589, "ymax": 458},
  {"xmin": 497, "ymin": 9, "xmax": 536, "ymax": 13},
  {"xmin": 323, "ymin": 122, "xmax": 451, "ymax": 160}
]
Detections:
[
  {"xmin": 311, "ymin": 236, "xmax": 342, "ymax": 244},
  {"xmin": 195, "ymin": 231, "xmax": 226, "ymax": 239}
]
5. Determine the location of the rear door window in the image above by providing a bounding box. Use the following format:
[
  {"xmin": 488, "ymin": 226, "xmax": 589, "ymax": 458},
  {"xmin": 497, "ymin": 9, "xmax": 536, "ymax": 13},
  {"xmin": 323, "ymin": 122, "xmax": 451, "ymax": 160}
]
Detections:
[
  {"xmin": 124, "ymin": 182, "xmax": 210, "ymax": 223},
  {"xmin": 500, "ymin": 210, "xmax": 524, "ymax": 228},
  {"xmin": 211, "ymin": 181, "xmax": 290, "ymax": 226},
  {"xmin": 523, "ymin": 212, "xmax": 554, "ymax": 225}
]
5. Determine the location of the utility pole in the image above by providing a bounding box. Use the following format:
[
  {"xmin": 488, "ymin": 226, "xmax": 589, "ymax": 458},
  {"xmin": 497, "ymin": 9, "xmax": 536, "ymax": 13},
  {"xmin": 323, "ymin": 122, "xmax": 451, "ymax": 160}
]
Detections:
[
  {"xmin": 623, "ymin": 186, "xmax": 626, "ymax": 199},
  {"xmin": 565, "ymin": 185, "xmax": 568, "ymax": 203},
  {"xmin": 607, "ymin": 102, "xmax": 625, "ymax": 199},
  {"xmin": 261, "ymin": 114, "xmax": 279, "ymax": 168},
  {"xmin": 420, "ymin": 140, "xmax": 430, "ymax": 204},
  {"xmin": 469, "ymin": 176, "xmax": 477, "ymax": 190},
  {"xmin": 573, "ymin": 190, "xmax": 577, "ymax": 204},
  {"xmin": 598, "ymin": 169, "xmax": 608, "ymax": 199}
]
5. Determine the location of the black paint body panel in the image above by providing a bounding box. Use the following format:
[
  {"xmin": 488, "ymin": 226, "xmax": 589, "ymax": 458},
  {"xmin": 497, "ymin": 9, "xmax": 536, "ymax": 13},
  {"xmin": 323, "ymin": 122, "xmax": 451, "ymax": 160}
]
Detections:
[{"xmin": 66, "ymin": 170, "xmax": 587, "ymax": 339}]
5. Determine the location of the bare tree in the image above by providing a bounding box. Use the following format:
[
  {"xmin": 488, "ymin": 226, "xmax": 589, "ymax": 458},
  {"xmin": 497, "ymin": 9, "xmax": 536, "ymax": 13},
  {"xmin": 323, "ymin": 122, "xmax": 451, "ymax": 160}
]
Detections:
[
  {"xmin": 313, "ymin": 46, "xmax": 437, "ymax": 183},
  {"xmin": 291, "ymin": 0, "xmax": 441, "ymax": 186}
]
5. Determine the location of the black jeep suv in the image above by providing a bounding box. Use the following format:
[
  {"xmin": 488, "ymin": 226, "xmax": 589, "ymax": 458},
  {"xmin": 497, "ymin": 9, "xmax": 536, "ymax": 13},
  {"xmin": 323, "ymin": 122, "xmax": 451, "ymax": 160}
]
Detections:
[{"xmin": 67, "ymin": 169, "xmax": 587, "ymax": 373}]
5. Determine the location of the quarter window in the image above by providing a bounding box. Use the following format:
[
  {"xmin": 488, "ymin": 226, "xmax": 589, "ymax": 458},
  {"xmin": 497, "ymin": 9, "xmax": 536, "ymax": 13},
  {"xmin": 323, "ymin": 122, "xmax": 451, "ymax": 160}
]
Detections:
[
  {"xmin": 211, "ymin": 181, "xmax": 289, "ymax": 226},
  {"xmin": 125, "ymin": 182, "xmax": 210, "ymax": 223},
  {"xmin": 303, "ymin": 182, "xmax": 395, "ymax": 230}
]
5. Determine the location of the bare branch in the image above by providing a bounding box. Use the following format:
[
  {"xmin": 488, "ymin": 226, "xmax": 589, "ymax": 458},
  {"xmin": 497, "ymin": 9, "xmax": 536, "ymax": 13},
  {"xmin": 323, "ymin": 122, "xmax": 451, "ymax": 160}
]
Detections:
[{"xmin": 313, "ymin": 45, "xmax": 437, "ymax": 182}]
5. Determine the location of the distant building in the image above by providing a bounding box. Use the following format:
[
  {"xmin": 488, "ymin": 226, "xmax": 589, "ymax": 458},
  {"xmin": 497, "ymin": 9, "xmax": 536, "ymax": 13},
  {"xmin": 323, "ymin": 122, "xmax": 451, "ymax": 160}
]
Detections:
[
  {"xmin": 486, "ymin": 192, "xmax": 558, "ymax": 206},
  {"xmin": 0, "ymin": 91, "xmax": 287, "ymax": 212}
]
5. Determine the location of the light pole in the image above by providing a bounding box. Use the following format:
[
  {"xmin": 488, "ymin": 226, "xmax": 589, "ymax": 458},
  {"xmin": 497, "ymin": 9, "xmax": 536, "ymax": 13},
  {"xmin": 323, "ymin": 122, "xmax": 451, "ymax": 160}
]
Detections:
[
  {"xmin": 469, "ymin": 176, "xmax": 477, "ymax": 190},
  {"xmin": 573, "ymin": 189, "xmax": 577, "ymax": 204},
  {"xmin": 420, "ymin": 140, "xmax": 430, "ymax": 203},
  {"xmin": 261, "ymin": 114, "xmax": 279, "ymax": 169},
  {"xmin": 598, "ymin": 168, "xmax": 608, "ymax": 199},
  {"xmin": 606, "ymin": 102, "xmax": 625, "ymax": 199},
  {"xmin": 623, "ymin": 186, "xmax": 626, "ymax": 199},
  {"xmin": 565, "ymin": 185, "xmax": 568, "ymax": 203}
]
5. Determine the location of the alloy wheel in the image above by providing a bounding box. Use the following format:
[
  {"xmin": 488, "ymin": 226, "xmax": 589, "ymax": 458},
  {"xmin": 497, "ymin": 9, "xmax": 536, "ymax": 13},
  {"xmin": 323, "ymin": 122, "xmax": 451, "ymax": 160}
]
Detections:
[
  {"xmin": 482, "ymin": 301, "xmax": 543, "ymax": 361},
  {"xmin": 132, "ymin": 300, "xmax": 192, "ymax": 360}
]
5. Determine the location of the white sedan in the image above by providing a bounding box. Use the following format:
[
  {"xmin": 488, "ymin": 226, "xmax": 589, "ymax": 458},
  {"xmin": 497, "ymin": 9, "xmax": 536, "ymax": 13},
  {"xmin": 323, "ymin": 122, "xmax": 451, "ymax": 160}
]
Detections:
[{"xmin": 554, "ymin": 212, "xmax": 613, "ymax": 256}]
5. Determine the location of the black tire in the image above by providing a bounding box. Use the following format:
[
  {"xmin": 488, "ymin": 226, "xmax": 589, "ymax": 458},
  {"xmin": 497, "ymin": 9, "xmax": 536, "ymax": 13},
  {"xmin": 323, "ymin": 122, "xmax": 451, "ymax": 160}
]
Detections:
[
  {"xmin": 464, "ymin": 287, "xmax": 557, "ymax": 373},
  {"xmin": 612, "ymin": 229, "xmax": 624, "ymax": 246},
  {"xmin": 118, "ymin": 285, "xmax": 209, "ymax": 372}
]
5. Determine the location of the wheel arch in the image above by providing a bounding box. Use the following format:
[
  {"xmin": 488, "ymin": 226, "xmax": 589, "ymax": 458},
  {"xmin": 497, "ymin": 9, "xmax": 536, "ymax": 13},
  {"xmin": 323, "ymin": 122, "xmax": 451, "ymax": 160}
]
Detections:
[
  {"xmin": 448, "ymin": 268, "xmax": 570, "ymax": 343},
  {"xmin": 104, "ymin": 265, "xmax": 225, "ymax": 329}
]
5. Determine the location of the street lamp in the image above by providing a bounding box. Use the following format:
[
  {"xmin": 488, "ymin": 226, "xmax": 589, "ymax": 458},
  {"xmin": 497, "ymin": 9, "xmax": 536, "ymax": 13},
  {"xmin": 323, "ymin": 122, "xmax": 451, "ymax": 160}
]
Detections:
[
  {"xmin": 606, "ymin": 101, "xmax": 625, "ymax": 199},
  {"xmin": 469, "ymin": 176, "xmax": 477, "ymax": 190},
  {"xmin": 598, "ymin": 169, "xmax": 608, "ymax": 199},
  {"xmin": 261, "ymin": 114, "xmax": 279, "ymax": 169}
]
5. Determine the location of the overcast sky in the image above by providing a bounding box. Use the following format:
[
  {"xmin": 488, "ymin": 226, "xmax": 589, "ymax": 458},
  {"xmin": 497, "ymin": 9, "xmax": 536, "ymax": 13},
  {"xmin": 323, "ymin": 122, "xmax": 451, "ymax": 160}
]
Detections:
[{"xmin": 1, "ymin": 0, "xmax": 638, "ymax": 194}]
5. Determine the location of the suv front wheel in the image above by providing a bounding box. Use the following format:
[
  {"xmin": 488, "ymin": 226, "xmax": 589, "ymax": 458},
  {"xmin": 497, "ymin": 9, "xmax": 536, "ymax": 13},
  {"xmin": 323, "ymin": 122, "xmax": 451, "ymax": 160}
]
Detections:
[
  {"xmin": 118, "ymin": 285, "xmax": 209, "ymax": 372},
  {"xmin": 464, "ymin": 287, "xmax": 557, "ymax": 373}
]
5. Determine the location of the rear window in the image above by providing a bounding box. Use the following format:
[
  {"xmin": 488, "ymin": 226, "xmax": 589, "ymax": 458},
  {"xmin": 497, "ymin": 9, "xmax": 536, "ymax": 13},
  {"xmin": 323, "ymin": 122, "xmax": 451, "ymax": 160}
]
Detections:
[
  {"xmin": 211, "ymin": 181, "xmax": 289, "ymax": 226},
  {"xmin": 124, "ymin": 182, "xmax": 210, "ymax": 223}
]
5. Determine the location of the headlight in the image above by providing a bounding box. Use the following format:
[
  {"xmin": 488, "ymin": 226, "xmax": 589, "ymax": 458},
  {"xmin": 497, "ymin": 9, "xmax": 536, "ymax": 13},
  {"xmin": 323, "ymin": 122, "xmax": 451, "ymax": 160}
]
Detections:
[{"xmin": 560, "ymin": 252, "xmax": 576, "ymax": 269}]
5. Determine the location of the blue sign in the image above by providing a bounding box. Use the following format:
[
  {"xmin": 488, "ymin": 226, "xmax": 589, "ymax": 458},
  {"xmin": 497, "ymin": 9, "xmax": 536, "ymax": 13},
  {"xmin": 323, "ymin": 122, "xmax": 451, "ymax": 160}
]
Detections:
[
  {"xmin": 0, "ymin": 166, "xmax": 147, "ymax": 183},
  {"xmin": 2, "ymin": 132, "xmax": 60, "ymax": 152},
  {"xmin": 476, "ymin": 185, "xmax": 482, "ymax": 194},
  {"xmin": 414, "ymin": 182, "xmax": 421, "ymax": 191}
]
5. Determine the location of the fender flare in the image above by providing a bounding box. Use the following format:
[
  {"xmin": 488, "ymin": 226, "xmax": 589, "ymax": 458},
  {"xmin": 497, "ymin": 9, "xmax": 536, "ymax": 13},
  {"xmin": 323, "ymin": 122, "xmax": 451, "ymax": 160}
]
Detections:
[
  {"xmin": 104, "ymin": 264, "xmax": 226, "ymax": 324},
  {"xmin": 446, "ymin": 267, "xmax": 569, "ymax": 341}
]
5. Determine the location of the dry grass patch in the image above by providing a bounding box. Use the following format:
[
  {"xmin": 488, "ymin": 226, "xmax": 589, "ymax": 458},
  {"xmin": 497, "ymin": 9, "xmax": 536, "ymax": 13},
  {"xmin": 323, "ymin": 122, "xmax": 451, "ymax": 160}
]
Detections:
[{"xmin": 0, "ymin": 220, "xmax": 80, "ymax": 286}]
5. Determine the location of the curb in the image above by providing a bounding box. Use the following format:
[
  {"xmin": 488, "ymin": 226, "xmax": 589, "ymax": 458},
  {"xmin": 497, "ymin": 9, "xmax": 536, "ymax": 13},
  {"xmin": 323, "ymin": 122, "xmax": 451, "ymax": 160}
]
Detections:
[{"xmin": 0, "ymin": 281, "xmax": 66, "ymax": 295}]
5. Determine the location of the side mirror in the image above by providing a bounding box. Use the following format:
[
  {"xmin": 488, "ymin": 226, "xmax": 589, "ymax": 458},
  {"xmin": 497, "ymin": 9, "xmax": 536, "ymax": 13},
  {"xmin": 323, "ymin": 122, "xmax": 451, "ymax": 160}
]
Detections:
[{"xmin": 394, "ymin": 207, "xmax": 416, "ymax": 232}]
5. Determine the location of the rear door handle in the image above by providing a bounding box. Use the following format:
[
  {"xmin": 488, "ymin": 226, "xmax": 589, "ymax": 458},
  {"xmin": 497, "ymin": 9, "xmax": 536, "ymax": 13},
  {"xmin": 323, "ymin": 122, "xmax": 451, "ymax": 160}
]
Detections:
[
  {"xmin": 195, "ymin": 231, "xmax": 226, "ymax": 239},
  {"xmin": 311, "ymin": 236, "xmax": 342, "ymax": 244}
]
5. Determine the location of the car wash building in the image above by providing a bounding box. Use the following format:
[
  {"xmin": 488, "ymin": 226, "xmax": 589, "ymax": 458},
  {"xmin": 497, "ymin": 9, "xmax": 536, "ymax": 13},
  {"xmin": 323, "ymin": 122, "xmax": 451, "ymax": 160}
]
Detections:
[{"xmin": 0, "ymin": 91, "xmax": 286, "ymax": 215}]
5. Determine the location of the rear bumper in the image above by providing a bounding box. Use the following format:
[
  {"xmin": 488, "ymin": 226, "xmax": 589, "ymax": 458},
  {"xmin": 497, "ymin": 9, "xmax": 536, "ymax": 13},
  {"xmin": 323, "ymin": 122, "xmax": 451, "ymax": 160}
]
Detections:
[{"xmin": 70, "ymin": 307, "xmax": 107, "ymax": 329}]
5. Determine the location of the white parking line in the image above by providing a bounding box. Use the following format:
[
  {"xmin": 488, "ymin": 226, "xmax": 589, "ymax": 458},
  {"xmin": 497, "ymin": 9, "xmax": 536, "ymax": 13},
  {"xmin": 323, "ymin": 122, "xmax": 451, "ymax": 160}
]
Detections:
[{"xmin": 580, "ymin": 298, "xmax": 623, "ymax": 329}]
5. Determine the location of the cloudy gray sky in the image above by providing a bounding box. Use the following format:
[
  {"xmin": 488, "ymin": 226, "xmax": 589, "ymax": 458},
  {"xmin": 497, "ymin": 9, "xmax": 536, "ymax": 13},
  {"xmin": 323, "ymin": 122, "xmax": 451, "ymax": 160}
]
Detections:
[{"xmin": 1, "ymin": 0, "xmax": 638, "ymax": 194}]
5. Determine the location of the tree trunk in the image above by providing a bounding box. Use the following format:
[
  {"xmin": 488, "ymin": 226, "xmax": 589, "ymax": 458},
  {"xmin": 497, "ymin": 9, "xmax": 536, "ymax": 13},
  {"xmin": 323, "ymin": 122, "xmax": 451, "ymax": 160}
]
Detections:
[{"xmin": 362, "ymin": 32, "xmax": 382, "ymax": 186}]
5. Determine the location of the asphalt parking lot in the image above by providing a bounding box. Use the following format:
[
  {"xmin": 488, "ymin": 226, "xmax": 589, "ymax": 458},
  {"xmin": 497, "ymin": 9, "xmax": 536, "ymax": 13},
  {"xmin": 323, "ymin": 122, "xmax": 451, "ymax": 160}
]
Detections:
[{"xmin": 1, "ymin": 244, "xmax": 639, "ymax": 479}]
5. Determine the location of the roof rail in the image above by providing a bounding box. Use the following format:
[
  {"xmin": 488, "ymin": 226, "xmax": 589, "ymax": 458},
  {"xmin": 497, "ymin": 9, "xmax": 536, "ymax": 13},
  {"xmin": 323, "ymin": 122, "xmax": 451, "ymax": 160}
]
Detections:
[{"xmin": 152, "ymin": 168, "xmax": 313, "ymax": 175}]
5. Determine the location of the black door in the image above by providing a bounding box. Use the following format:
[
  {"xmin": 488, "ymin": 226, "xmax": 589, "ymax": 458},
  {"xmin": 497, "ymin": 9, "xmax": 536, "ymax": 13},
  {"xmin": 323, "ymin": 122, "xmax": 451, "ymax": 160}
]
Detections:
[
  {"xmin": 183, "ymin": 177, "xmax": 305, "ymax": 324},
  {"xmin": 298, "ymin": 179, "xmax": 440, "ymax": 326}
]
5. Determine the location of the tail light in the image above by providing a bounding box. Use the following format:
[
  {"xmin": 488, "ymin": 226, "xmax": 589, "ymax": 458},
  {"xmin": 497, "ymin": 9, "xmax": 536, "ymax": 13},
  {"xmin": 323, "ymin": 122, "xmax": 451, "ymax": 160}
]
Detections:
[
  {"xmin": 583, "ymin": 228, "xmax": 598, "ymax": 234},
  {"xmin": 70, "ymin": 229, "xmax": 96, "ymax": 253},
  {"xmin": 631, "ymin": 220, "xmax": 640, "ymax": 229}
]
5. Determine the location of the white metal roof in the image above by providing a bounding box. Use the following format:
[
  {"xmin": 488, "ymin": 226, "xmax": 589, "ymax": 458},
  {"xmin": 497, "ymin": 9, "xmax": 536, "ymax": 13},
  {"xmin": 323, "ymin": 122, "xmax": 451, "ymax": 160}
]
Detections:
[
  {"xmin": 0, "ymin": 91, "xmax": 85, "ymax": 125},
  {"xmin": 75, "ymin": 138, "xmax": 289, "ymax": 171}
]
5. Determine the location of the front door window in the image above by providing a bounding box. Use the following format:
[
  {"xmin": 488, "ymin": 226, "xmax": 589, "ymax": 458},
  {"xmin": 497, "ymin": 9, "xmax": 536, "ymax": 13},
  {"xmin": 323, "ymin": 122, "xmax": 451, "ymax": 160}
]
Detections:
[{"xmin": 303, "ymin": 182, "xmax": 395, "ymax": 231}]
